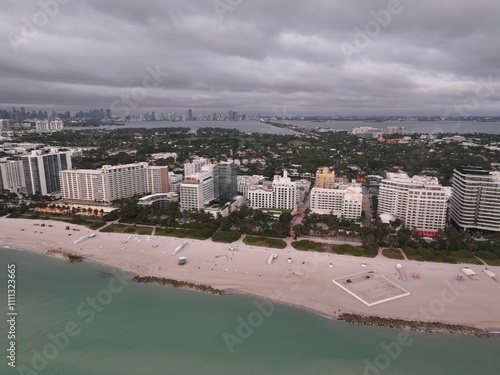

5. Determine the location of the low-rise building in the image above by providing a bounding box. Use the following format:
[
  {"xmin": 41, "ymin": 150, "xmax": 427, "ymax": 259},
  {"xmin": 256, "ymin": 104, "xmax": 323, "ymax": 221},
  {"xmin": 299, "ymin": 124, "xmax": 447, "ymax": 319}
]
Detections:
[{"xmin": 138, "ymin": 192, "xmax": 178, "ymax": 210}]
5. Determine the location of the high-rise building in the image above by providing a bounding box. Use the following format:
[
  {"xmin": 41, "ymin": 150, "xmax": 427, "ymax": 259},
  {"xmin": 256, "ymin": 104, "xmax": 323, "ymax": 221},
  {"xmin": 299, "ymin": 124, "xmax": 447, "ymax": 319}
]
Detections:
[
  {"xmin": 184, "ymin": 157, "xmax": 210, "ymax": 177},
  {"xmin": 180, "ymin": 165, "xmax": 215, "ymax": 211},
  {"xmin": 188, "ymin": 109, "xmax": 193, "ymax": 121},
  {"xmin": 237, "ymin": 175, "xmax": 265, "ymax": 198},
  {"xmin": 272, "ymin": 170, "xmax": 297, "ymax": 210},
  {"xmin": 449, "ymin": 165, "xmax": 500, "ymax": 232},
  {"xmin": 315, "ymin": 167, "xmax": 335, "ymax": 189},
  {"xmin": 214, "ymin": 162, "xmax": 238, "ymax": 201},
  {"xmin": 35, "ymin": 120, "xmax": 64, "ymax": 132},
  {"xmin": 146, "ymin": 166, "xmax": 170, "ymax": 194},
  {"xmin": 246, "ymin": 171, "xmax": 299, "ymax": 210},
  {"xmin": 378, "ymin": 172, "xmax": 450, "ymax": 234},
  {"xmin": 0, "ymin": 160, "xmax": 26, "ymax": 193},
  {"xmin": 22, "ymin": 149, "xmax": 72, "ymax": 195},
  {"xmin": 60, "ymin": 162, "xmax": 151, "ymax": 203},
  {"xmin": 168, "ymin": 172, "xmax": 184, "ymax": 193}
]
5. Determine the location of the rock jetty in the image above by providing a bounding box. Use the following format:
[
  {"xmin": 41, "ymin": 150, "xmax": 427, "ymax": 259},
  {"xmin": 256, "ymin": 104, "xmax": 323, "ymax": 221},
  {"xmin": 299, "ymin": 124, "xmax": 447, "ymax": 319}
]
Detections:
[
  {"xmin": 46, "ymin": 249, "xmax": 84, "ymax": 263},
  {"xmin": 133, "ymin": 275, "xmax": 225, "ymax": 295},
  {"xmin": 338, "ymin": 313, "xmax": 488, "ymax": 336}
]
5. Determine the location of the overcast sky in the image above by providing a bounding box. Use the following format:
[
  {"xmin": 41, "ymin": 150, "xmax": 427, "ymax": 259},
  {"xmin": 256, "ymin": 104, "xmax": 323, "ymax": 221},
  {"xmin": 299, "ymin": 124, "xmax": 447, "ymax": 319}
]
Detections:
[{"xmin": 2, "ymin": 0, "xmax": 500, "ymax": 116}]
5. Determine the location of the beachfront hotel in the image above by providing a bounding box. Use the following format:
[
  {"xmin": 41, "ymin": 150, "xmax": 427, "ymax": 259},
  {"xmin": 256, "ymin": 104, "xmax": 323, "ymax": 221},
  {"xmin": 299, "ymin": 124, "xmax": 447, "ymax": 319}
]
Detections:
[
  {"xmin": 60, "ymin": 163, "xmax": 168, "ymax": 204},
  {"xmin": 0, "ymin": 159, "xmax": 26, "ymax": 193},
  {"xmin": 248, "ymin": 185, "xmax": 274, "ymax": 209},
  {"xmin": 22, "ymin": 149, "xmax": 72, "ymax": 195},
  {"xmin": 145, "ymin": 166, "xmax": 170, "ymax": 195},
  {"xmin": 179, "ymin": 165, "xmax": 215, "ymax": 211},
  {"xmin": 378, "ymin": 172, "xmax": 450, "ymax": 234},
  {"xmin": 272, "ymin": 170, "xmax": 297, "ymax": 210},
  {"xmin": 309, "ymin": 186, "xmax": 363, "ymax": 220},
  {"xmin": 449, "ymin": 165, "xmax": 500, "ymax": 232},
  {"xmin": 247, "ymin": 170, "xmax": 297, "ymax": 210}
]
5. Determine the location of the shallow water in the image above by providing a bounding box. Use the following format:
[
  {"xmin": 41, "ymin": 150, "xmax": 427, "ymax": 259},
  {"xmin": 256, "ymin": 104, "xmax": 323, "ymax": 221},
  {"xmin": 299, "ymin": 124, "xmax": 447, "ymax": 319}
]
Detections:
[{"xmin": 1, "ymin": 248, "xmax": 499, "ymax": 375}]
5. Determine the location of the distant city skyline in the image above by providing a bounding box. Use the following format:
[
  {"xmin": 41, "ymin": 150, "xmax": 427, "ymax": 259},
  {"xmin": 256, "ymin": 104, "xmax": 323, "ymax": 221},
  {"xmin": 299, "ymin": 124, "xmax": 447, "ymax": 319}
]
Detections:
[{"xmin": 1, "ymin": 1, "xmax": 500, "ymax": 115}]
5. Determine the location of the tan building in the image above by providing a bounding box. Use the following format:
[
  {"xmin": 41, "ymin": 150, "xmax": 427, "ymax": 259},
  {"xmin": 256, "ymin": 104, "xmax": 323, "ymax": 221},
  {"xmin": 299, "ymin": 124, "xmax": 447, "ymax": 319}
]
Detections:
[{"xmin": 315, "ymin": 167, "xmax": 335, "ymax": 189}]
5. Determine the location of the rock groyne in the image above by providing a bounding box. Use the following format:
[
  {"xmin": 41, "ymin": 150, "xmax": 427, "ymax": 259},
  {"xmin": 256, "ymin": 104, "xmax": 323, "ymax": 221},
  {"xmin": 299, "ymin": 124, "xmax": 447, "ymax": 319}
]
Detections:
[
  {"xmin": 46, "ymin": 249, "xmax": 84, "ymax": 263},
  {"xmin": 338, "ymin": 313, "xmax": 488, "ymax": 336},
  {"xmin": 133, "ymin": 275, "xmax": 225, "ymax": 295}
]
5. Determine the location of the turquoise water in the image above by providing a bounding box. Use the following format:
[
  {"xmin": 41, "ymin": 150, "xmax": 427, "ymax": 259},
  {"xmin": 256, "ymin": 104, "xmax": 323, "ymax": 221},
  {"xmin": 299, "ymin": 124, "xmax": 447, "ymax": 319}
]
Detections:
[{"xmin": 1, "ymin": 248, "xmax": 499, "ymax": 375}]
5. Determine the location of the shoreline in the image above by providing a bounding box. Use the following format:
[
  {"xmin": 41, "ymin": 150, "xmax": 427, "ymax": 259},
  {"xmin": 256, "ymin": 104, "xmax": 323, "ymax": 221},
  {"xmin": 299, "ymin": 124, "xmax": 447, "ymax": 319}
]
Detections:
[{"xmin": 1, "ymin": 217, "xmax": 499, "ymax": 333}]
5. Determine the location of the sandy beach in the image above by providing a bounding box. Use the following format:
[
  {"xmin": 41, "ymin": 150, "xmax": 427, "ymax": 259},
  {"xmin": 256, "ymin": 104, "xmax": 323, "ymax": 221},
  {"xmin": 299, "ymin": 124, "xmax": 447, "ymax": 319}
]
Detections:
[{"xmin": 1, "ymin": 217, "xmax": 499, "ymax": 331}]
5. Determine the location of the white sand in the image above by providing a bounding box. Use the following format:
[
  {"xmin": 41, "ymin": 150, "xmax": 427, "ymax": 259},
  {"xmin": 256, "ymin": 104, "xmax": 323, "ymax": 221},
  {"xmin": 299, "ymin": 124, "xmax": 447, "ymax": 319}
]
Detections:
[{"xmin": 2, "ymin": 217, "xmax": 499, "ymax": 331}]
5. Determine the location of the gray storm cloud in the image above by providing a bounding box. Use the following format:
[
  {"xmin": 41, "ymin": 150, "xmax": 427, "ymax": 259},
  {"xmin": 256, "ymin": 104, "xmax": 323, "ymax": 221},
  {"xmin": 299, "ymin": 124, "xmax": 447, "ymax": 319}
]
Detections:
[{"xmin": 1, "ymin": 0, "xmax": 500, "ymax": 115}]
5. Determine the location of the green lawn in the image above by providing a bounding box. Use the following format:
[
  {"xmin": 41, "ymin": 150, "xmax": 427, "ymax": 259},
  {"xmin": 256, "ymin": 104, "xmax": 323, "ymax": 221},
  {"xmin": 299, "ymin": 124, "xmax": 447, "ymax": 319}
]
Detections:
[
  {"xmin": 329, "ymin": 243, "xmax": 378, "ymax": 257},
  {"xmin": 155, "ymin": 227, "xmax": 215, "ymax": 240},
  {"xmin": 243, "ymin": 235, "xmax": 287, "ymax": 249},
  {"xmin": 100, "ymin": 224, "xmax": 153, "ymax": 235},
  {"xmin": 292, "ymin": 240, "xmax": 377, "ymax": 257},
  {"xmin": 402, "ymin": 247, "xmax": 485, "ymax": 264},
  {"xmin": 211, "ymin": 230, "xmax": 242, "ymax": 243},
  {"xmin": 475, "ymin": 250, "xmax": 500, "ymax": 266},
  {"xmin": 291, "ymin": 240, "xmax": 328, "ymax": 252}
]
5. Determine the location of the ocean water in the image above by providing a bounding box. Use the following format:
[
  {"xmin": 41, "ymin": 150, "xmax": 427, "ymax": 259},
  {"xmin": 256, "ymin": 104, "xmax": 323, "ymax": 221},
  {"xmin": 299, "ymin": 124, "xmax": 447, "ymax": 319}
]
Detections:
[
  {"xmin": 100, "ymin": 120, "xmax": 500, "ymax": 135},
  {"xmin": 1, "ymin": 248, "xmax": 499, "ymax": 375}
]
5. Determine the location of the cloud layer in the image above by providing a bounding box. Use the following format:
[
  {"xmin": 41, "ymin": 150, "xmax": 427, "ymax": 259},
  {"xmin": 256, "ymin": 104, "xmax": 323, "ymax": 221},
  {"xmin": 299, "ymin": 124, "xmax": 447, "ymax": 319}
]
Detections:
[{"xmin": 2, "ymin": 0, "xmax": 500, "ymax": 115}]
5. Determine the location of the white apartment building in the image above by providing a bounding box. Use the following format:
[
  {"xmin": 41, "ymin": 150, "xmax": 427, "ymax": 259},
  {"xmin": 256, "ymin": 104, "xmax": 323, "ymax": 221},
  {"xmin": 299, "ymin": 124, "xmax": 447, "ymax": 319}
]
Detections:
[
  {"xmin": 378, "ymin": 172, "xmax": 449, "ymax": 233},
  {"xmin": 309, "ymin": 186, "xmax": 362, "ymax": 220},
  {"xmin": 237, "ymin": 175, "xmax": 265, "ymax": 198},
  {"xmin": 60, "ymin": 162, "xmax": 151, "ymax": 203},
  {"xmin": 168, "ymin": 172, "xmax": 184, "ymax": 193},
  {"xmin": 0, "ymin": 160, "xmax": 26, "ymax": 193},
  {"xmin": 248, "ymin": 185, "xmax": 274, "ymax": 209},
  {"xmin": 295, "ymin": 179, "xmax": 312, "ymax": 205},
  {"xmin": 246, "ymin": 171, "xmax": 301, "ymax": 211},
  {"xmin": 352, "ymin": 127, "xmax": 383, "ymax": 138},
  {"xmin": 184, "ymin": 157, "xmax": 210, "ymax": 177},
  {"xmin": 180, "ymin": 165, "xmax": 215, "ymax": 211},
  {"xmin": 406, "ymin": 187, "xmax": 451, "ymax": 233},
  {"xmin": 22, "ymin": 149, "xmax": 72, "ymax": 195},
  {"xmin": 272, "ymin": 170, "xmax": 297, "ymax": 210},
  {"xmin": 151, "ymin": 152, "xmax": 177, "ymax": 161},
  {"xmin": 449, "ymin": 165, "xmax": 500, "ymax": 232},
  {"xmin": 35, "ymin": 120, "xmax": 64, "ymax": 132},
  {"xmin": 342, "ymin": 188, "xmax": 363, "ymax": 220}
]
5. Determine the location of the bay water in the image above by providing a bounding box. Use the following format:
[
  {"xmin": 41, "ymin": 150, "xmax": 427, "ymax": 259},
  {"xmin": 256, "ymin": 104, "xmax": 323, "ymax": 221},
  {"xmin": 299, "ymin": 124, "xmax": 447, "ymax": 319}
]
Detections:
[{"xmin": 99, "ymin": 120, "xmax": 500, "ymax": 135}]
